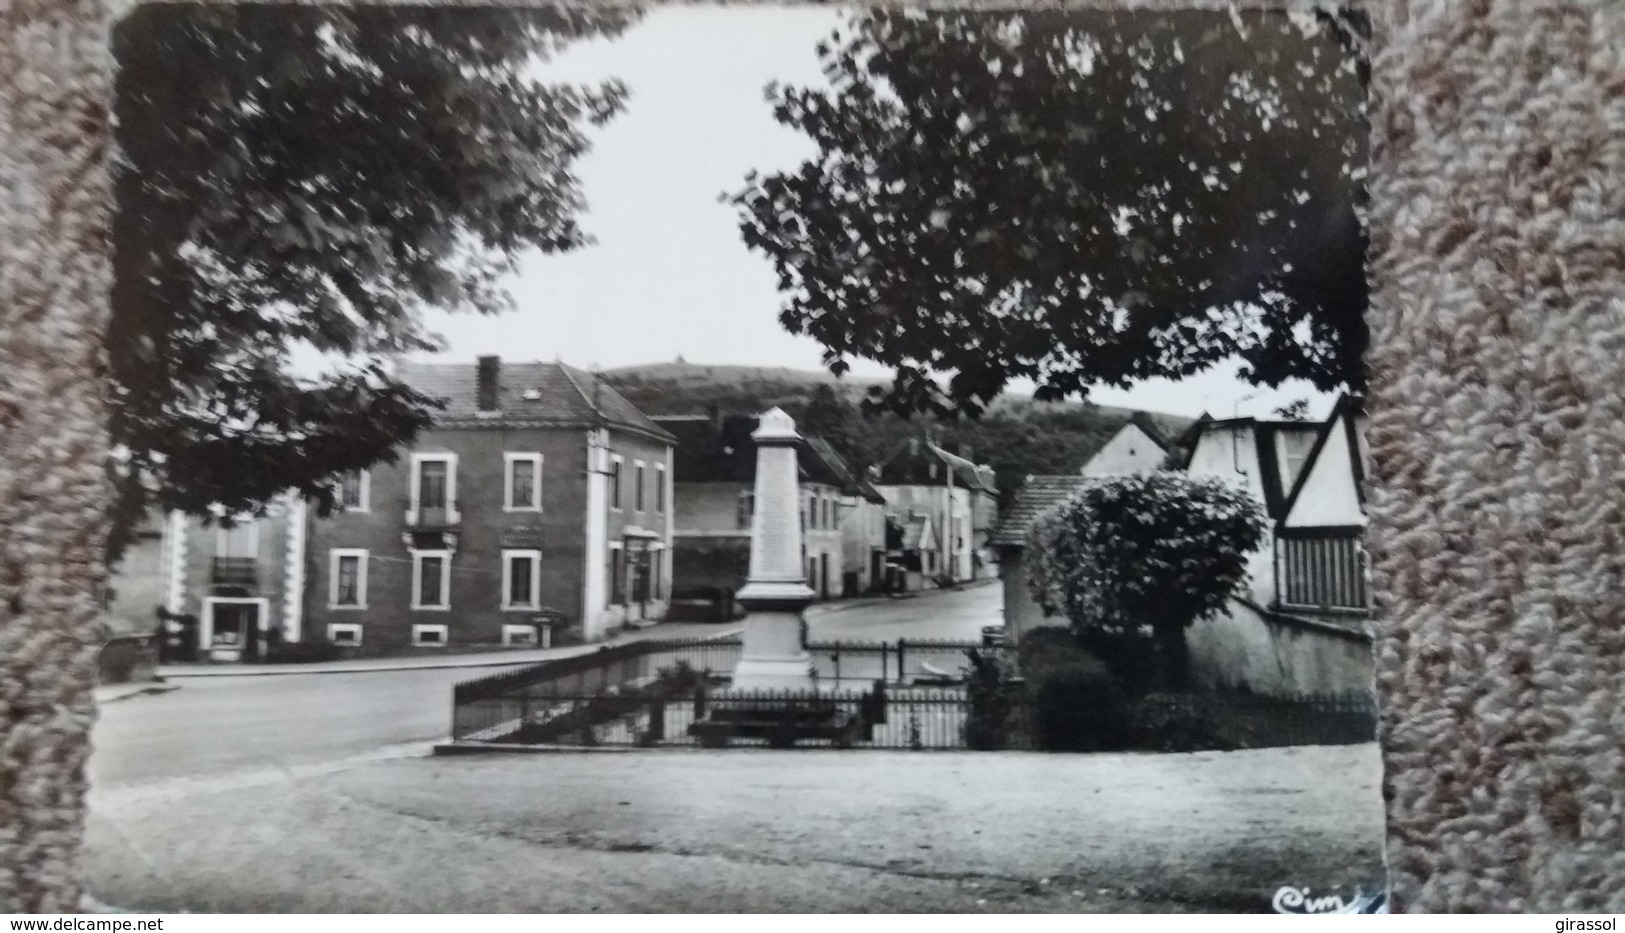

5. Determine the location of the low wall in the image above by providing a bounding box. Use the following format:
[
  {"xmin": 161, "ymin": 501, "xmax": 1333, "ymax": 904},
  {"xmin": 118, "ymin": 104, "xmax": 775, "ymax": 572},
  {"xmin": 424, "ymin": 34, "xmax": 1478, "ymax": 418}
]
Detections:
[
  {"xmin": 98, "ymin": 634, "xmax": 159, "ymax": 685},
  {"xmin": 1186, "ymin": 598, "xmax": 1374, "ymax": 699}
]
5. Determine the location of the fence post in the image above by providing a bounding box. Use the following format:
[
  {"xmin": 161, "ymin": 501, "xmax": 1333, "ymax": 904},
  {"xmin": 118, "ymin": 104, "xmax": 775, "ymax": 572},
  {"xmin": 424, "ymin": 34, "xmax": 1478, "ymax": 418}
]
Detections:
[
  {"xmin": 897, "ymin": 638, "xmax": 907, "ymax": 684},
  {"xmin": 881, "ymin": 643, "xmax": 890, "ymax": 683},
  {"xmin": 834, "ymin": 641, "xmax": 841, "ymax": 688},
  {"xmin": 648, "ymin": 699, "xmax": 665, "ymax": 743}
]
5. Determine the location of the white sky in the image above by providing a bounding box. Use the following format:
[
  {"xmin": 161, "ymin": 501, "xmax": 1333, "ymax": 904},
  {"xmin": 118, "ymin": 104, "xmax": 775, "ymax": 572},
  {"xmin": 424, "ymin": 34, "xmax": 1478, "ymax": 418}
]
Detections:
[{"xmin": 394, "ymin": 5, "xmax": 1337, "ymax": 421}]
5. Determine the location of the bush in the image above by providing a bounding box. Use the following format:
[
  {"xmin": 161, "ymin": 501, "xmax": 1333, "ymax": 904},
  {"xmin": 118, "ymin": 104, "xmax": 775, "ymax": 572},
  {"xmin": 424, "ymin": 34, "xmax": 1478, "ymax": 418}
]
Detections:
[
  {"xmin": 1018, "ymin": 627, "xmax": 1131, "ymax": 751},
  {"xmin": 1029, "ymin": 658, "xmax": 1131, "ymax": 752},
  {"xmin": 963, "ymin": 647, "xmax": 1020, "ymax": 750},
  {"xmin": 1024, "ymin": 473, "xmax": 1267, "ymax": 689},
  {"xmin": 1129, "ymin": 697, "xmax": 1237, "ymax": 753},
  {"xmin": 655, "ymin": 660, "xmax": 704, "ymax": 693}
]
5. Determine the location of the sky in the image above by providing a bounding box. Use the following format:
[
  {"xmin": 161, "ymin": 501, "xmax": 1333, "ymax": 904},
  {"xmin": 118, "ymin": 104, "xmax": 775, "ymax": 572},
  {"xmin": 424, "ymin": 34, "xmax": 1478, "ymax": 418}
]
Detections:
[{"xmin": 393, "ymin": 5, "xmax": 1338, "ymax": 421}]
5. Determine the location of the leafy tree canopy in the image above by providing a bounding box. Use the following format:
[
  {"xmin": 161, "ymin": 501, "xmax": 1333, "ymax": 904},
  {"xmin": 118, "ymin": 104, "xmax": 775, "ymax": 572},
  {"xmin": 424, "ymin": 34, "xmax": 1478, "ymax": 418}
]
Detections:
[
  {"xmin": 108, "ymin": 4, "xmax": 636, "ymax": 556},
  {"xmin": 735, "ymin": 9, "xmax": 1368, "ymax": 417},
  {"xmin": 1026, "ymin": 472, "xmax": 1267, "ymax": 686}
]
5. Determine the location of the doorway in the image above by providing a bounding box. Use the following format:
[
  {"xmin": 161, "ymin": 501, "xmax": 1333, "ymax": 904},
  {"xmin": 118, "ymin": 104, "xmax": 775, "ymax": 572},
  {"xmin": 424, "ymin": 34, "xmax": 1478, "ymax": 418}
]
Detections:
[{"xmin": 203, "ymin": 598, "xmax": 268, "ymax": 662}]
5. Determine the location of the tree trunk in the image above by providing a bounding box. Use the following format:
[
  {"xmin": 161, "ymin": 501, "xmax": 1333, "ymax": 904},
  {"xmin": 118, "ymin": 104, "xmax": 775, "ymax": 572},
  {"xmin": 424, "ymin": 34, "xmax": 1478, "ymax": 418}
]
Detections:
[
  {"xmin": 0, "ymin": 0, "xmax": 115, "ymax": 911},
  {"xmin": 1154, "ymin": 622, "xmax": 1191, "ymax": 692}
]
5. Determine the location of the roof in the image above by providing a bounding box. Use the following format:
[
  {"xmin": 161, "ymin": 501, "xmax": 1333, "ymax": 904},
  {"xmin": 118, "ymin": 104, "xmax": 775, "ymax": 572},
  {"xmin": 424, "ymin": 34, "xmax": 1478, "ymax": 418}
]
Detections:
[
  {"xmin": 804, "ymin": 435, "xmax": 887, "ymax": 504},
  {"xmin": 872, "ymin": 437, "xmax": 997, "ymax": 494},
  {"xmin": 398, "ymin": 359, "xmax": 675, "ymax": 443},
  {"xmin": 1174, "ymin": 406, "xmax": 1344, "ymax": 522},
  {"xmin": 990, "ymin": 474, "xmax": 1089, "ymax": 549},
  {"xmin": 652, "ymin": 413, "xmax": 874, "ymax": 498}
]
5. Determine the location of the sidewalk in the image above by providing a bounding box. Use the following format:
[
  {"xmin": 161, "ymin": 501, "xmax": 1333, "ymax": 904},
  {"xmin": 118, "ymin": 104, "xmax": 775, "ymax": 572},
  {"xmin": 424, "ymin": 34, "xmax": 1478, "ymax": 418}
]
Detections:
[{"xmin": 156, "ymin": 620, "xmax": 743, "ymax": 679}]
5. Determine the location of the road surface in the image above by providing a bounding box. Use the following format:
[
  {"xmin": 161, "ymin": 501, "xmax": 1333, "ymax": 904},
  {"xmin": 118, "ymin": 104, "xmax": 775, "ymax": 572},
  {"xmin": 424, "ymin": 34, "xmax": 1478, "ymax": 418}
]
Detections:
[
  {"xmin": 806, "ymin": 580, "xmax": 1001, "ymax": 643},
  {"xmin": 90, "ymin": 664, "xmax": 516, "ymax": 790}
]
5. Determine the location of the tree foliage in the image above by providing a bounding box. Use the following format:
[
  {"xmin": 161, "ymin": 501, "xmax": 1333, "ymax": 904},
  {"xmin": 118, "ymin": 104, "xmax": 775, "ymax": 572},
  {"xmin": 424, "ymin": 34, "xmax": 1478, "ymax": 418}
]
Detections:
[
  {"xmin": 734, "ymin": 9, "xmax": 1367, "ymax": 416},
  {"xmin": 1025, "ymin": 472, "xmax": 1266, "ymax": 686},
  {"xmin": 107, "ymin": 4, "xmax": 635, "ymax": 556}
]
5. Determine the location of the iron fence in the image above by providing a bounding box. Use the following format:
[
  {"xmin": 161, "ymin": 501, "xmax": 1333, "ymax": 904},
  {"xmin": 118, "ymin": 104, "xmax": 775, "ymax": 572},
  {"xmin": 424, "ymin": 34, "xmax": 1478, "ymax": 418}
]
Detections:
[
  {"xmin": 807, "ymin": 638, "xmax": 993, "ymax": 688},
  {"xmin": 447, "ymin": 632, "xmax": 1372, "ymax": 751},
  {"xmin": 463, "ymin": 685, "xmax": 996, "ymax": 750}
]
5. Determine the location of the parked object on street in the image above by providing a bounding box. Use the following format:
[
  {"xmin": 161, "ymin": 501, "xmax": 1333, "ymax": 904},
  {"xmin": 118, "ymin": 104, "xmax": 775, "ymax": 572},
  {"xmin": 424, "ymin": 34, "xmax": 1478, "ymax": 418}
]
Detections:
[{"xmin": 97, "ymin": 634, "xmax": 159, "ymax": 686}]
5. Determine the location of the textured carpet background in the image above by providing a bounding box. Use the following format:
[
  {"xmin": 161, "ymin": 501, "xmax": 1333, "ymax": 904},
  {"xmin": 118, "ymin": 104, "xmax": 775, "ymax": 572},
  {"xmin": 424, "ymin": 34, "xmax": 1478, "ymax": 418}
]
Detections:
[{"xmin": 2, "ymin": 0, "xmax": 1623, "ymax": 914}]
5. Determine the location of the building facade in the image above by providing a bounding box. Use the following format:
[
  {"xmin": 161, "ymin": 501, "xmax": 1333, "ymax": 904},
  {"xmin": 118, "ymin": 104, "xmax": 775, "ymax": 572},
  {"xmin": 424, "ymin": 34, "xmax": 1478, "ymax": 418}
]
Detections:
[
  {"xmin": 873, "ymin": 438, "xmax": 998, "ymax": 586},
  {"xmin": 301, "ymin": 358, "xmax": 676, "ymax": 652},
  {"xmin": 159, "ymin": 496, "xmax": 307, "ymax": 662}
]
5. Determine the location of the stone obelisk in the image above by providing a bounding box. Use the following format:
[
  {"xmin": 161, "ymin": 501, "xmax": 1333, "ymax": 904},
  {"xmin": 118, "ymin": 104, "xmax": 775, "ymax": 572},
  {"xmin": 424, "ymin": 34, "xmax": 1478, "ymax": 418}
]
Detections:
[{"xmin": 730, "ymin": 407, "xmax": 818, "ymax": 691}]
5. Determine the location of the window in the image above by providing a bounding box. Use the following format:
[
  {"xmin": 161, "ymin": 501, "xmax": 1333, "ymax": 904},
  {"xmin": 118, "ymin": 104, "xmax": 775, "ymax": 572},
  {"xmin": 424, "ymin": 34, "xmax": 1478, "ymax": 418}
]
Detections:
[
  {"xmin": 610, "ymin": 455, "xmax": 624, "ymax": 511},
  {"xmin": 655, "ymin": 465, "xmax": 666, "ymax": 513},
  {"xmin": 412, "ymin": 624, "xmax": 448, "ymax": 647},
  {"xmin": 1280, "ymin": 430, "xmax": 1318, "ymax": 488},
  {"xmin": 216, "ymin": 520, "xmax": 259, "ymax": 558},
  {"xmin": 410, "ymin": 453, "xmax": 457, "ymax": 518},
  {"xmin": 634, "ymin": 461, "xmax": 647, "ymax": 512},
  {"xmin": 504, "ymin": 453, "xmax": 543, "ymax": 511},
  {"xmin": 1279, "ymin": 533, "xmax": 1370, "ymax": 612},
  {"xmin": 502, "ymin": 624, "xmax": 538, "ymax": 647},
  {"xmin": 736, "ymin": 492, "xmax": 754, "ymax": 530},
  {"xmin": 608, "ymin": 545, "xmax": 625, "ymax": 606},
  {"xmin": 418, "ymin": 460, "xmax": 448, "ymax": 509},
  {"xmin": 503, "ymin": 549, "xmax": 542, "ymax": 611},
  {"xmin": 338, "ymin": 470, "xmax": 370, "ymax": 512},
  {"xmin": 329, "ymin": 549, "xmax": 368, "ymax": 609},
  {"xmin": 327, "ymin": 623, "xmax": 362, "ymax": 646},
  {"xmin": 412, "ymin": 550, "xmax": 451, "ymax": 610}
]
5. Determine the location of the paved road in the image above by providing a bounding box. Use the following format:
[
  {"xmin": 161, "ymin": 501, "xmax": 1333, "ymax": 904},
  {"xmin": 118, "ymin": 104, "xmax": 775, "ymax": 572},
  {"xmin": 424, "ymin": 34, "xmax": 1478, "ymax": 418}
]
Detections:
[
  {"xmin": 90, "ymin": 664, "xmax": 522, "ymax": 789},
  {"xmin": 806, "ymin": 580, "xmax": 1002, "ymax": 643}
]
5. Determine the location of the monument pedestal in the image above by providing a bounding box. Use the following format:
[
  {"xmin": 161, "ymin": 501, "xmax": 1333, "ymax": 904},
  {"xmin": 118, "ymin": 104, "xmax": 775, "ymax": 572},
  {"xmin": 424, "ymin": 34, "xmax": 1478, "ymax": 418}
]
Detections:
[{"xmin": 731, "ymin": 581, "xmax": 817, "ymax": 691}]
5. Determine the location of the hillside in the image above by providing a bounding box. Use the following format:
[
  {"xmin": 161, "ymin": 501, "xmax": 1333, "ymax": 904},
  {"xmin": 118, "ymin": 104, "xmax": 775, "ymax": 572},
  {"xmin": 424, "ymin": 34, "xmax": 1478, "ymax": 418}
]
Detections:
[{"xmin": 600, "ymin": 362, "xmax": 1197, "ymax": 505}]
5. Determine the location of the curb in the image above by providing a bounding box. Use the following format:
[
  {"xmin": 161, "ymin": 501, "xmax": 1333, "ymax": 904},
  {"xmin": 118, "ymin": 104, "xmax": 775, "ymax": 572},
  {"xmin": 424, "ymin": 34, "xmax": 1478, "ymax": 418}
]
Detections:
[
  {"xmin": 96, "ymin": 682, "xmax": 181, "ymax": 704},
  {"xmin": 432, "ymin": 741, "xmax": 645, "ymax": 756},
  {"xmin": 159, "ymin": 626, "xmax": 746, "ymax": 679}
]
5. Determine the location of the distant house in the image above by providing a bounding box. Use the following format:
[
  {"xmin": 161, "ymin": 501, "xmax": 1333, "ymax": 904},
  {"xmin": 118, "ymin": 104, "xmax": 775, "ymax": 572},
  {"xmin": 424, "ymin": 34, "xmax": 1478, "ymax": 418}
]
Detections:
[
  {"xmin": 654, "ymin": 411, "xmax": 884, "ymax": 608},
  {"xmin": 990, "ymin": 475, "xmax": 1089, "ymax": 645},
  {"xmin": 991, "ymin": 420, "xmax": 1171, "ymax": 644},
  {"xmin": 872, "ymin": 438, "xmax": 999, "ymax": 586},
  {"xmin": 1080, "ymin": 417, "xmax": 1170, "ymax": 476}
]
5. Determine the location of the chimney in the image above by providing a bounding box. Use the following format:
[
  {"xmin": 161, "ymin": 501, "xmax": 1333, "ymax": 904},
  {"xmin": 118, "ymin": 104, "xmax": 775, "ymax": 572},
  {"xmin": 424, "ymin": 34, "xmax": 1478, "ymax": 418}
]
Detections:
[{"xmin": 476, "ymin": 355, "xmax": 500, "ymax": 413}]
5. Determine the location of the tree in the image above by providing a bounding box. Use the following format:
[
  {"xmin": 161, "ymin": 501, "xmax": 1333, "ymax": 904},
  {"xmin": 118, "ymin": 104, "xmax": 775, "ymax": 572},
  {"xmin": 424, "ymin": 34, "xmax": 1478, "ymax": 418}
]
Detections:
[
  {"xmin": 106, "ymin": 4, "xmax": 636, "ymax": 558},
  {"xmin": 734, "ymin": 9, "xmax": 1368, "ymax": 417},
  {"xmin": 1025, "ymin": 472, "xmax": 1266, "ymax": 688},
  {"xmin": 796, "ymin": 383, "xmax": 862, "ymax": 463}
]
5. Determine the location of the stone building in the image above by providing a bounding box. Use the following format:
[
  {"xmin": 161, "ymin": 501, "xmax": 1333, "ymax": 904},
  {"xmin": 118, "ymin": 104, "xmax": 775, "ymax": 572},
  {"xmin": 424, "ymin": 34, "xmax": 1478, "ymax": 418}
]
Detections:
[{"xmin": 301, "ymin": 357, "xmax": 677, "ymax": 652}]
